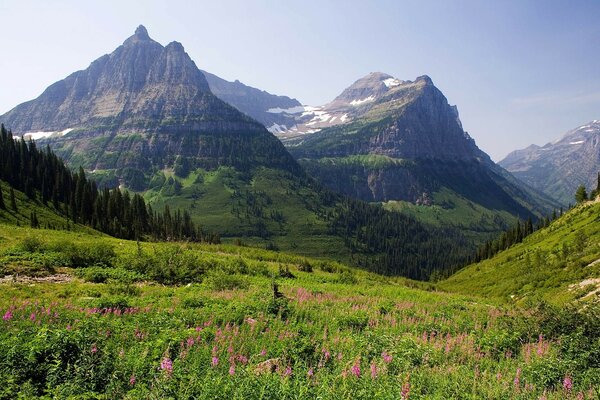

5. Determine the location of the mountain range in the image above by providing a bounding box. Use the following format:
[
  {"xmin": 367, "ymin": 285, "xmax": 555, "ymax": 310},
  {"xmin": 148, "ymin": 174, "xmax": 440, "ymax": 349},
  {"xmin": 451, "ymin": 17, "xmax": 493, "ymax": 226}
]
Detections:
[
  {"xmin": 0, "ymin": 25, "xmax": 480, "ymax": 279},
  {"xmin": 500, "ymin": 121, "xmax": 600, "ymax": 205}
]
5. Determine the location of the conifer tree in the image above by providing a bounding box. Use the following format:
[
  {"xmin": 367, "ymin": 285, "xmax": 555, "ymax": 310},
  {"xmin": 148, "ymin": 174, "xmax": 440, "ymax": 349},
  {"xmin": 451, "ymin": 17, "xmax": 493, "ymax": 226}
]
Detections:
[
  {"xmin": 9, "ymin": 187, "xmax": 17, "ymax": 211},
  {"xmin": 0, "ymin": 183, "xmax": 5, "ymax": 210},
  {"xmin": 575, "ymin": 185, "xmax": 588, "ymax": 203}
]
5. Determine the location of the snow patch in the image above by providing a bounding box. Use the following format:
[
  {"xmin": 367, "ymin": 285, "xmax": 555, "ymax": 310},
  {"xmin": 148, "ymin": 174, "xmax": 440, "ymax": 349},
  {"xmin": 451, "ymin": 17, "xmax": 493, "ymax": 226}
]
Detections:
[
  {"xmin": 340, "ymin": 114, "xmax": 349, "ymax": 122},
  {"xmin": 569, "ymin": 140, "xmax": 584, "ymax": 145},
  {"xmin": 267, "ymin": 124, "xmax": 288, "ymax": 134},
  {"xmin": 22, "ymin": 128, "xmax": 73, "ymax": 141},
  {"xmin": 349, "ymin": 96, "xmax": 375, "ymax": 106},
  {"xmin": 383, "ymin": 78, "xmax": 402, "ymax": 88},
  {"xmin": 266, "ymin": 105, "xmax": 307, "ymax": 114}
]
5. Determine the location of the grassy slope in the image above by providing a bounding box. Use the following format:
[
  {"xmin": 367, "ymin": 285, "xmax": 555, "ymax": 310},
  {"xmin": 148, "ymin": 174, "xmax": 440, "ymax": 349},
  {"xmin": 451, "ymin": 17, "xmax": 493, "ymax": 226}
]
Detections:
[
  {"xmin": 441, "ymin": 199, "xmax": 600, "ymax": 304},
  {"xmin": 0, "ymin": 181, "xmax": 97, "ymax": 234},
  {"xmin": 383, "ymin": 188, "xmax": 517, "ymax": 244},
  {"xmin": 142, "ymin": 166, "xmax": 350, "ymax": 261},
  {"xmin": 0, "ymin": 223, "xmax": 598, "ymax": 398}
]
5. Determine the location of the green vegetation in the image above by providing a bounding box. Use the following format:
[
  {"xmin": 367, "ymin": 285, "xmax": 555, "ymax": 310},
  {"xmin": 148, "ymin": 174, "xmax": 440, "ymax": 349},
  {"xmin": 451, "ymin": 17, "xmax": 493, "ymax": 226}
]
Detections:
[
  {"xmin": 0, "ymin": 124, "xmax": 216, "ymax": 243},
  {"xmin": 441, "ymin": 200, "xmax": 600, "ymax": 304},
  {"xmin": 0, "ymin": 224, "xmax": 598, "ymax": 398}
]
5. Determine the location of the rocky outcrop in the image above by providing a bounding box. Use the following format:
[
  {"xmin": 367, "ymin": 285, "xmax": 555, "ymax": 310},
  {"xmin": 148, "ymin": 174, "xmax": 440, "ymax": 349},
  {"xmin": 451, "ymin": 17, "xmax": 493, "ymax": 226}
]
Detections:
[{"xmin": 500, "ymin": 121, "xmax": 600, "ymax": 205}]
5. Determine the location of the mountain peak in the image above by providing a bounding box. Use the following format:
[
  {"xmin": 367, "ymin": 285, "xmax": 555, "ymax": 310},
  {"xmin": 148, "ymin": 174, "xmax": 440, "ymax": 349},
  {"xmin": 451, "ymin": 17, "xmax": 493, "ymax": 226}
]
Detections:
[
  {"xmin": 135, "ymin": 25, "xmax": 149, "ymax": 38},
  {"xmin": 415, "ymin": 75, "xmax": 433, "ymax": 85},
  {"xmin": 124, "ymin": 24, "xmax": 153, "ymax": 46},
  {"xmin": 165, "ymin": 41, "xmax": 185, "ymax": 52}
]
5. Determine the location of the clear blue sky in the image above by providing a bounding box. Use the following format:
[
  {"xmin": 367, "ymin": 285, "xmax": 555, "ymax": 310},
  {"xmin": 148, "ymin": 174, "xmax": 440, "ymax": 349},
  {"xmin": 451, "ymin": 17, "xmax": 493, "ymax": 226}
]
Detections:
[{"xmin": 1, "ymin": 0, "xmax": 599, "ymax": 160}]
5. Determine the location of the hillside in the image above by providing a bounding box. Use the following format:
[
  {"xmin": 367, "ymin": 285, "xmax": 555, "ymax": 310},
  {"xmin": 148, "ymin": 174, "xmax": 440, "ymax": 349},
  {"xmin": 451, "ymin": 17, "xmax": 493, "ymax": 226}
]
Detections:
[
  {"xmin": 441, "ymin": 198, "xmax": 600, "ymax": 304},
  {"xmin": 500, "ymin": 120, "xmax": 600, "ymax": 205},
  {"xmin": 0, "ymin": 222, "xmax": 598, "ymax": 398}
]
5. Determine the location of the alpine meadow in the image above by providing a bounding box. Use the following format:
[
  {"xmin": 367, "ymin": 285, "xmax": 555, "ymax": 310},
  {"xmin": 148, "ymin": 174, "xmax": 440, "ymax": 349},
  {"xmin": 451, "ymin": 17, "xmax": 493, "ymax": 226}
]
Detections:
[{"xmin": 0, "ymin": 2, "xmax": 599, "ymax": 399}]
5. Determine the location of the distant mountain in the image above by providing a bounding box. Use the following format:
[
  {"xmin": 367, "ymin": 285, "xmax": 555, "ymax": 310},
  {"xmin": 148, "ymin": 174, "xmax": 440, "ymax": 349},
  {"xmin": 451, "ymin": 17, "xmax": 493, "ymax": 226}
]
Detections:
[
  {"xmin": 0, "ymin": 26, "xmax": 476, "ymax": 279},
  {"xmin": 283, "ymin": 72, "xmax": 559, "ymax": 238},
  {"xmin": 500, "ymin": 121, "xmax": 600, "ymax": 205},
  {"xmin": 200, "ymin": 70, "xmax": 302, "ymax": 132}
]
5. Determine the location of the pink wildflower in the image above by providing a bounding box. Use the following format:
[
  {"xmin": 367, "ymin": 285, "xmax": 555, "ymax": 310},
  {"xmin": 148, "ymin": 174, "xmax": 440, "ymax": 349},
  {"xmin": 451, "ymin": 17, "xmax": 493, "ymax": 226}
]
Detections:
[
  {"xmin": 260, "ymin": 348, "xmax": 267, "ymax": 357},
  {"xmin": 370, "ymin": 361, "xmax": 378, "ymax": 378},
  {"xmin": 351, "ymin": 361, "xmax": 361, "ymax": 378},
  {"xmin": 211, "ymin": 356, "xmax": 219, "ymax": 367},
  {"xmin": 29, "ymin": 313, "xmax": 36, "ymax": 321},
  {"xmin": 161, "ymin": 357, "xmax": 173, "ymax": 375},
  {"xmin": 307, "ymin": 368, "xmax": 314, "ymax": 378},
  {"xmin": 283, "ymin": 365, "xmax": 292, "ymax": 377},
  {"xmin": 563, "ymin": 376, "xmax": 573, "ymax": 393},
  {"xmin": 382, "ymin": 351, "xmax": 392, "ymax": 363},
  {"xmin": 514, "ymin": 368, "xmax": 521, "ymax": 390},
  {"xmin": 91, "ymin": 344, "xmax": 98, "ymax": 354},
  {"xmin": 229, "ymin": 364, "xmax": 235, "ymax": 376},
  {"xmin": 2, "ymin": 311, "xmax": 12, "ymax": 321},
  {"xmin": 129, "ymin": 375, "xmax": 136, "ymax": 386},
  {"xmin": 401, "ymin": 374, "xmax": 411, "ymax": 399}
]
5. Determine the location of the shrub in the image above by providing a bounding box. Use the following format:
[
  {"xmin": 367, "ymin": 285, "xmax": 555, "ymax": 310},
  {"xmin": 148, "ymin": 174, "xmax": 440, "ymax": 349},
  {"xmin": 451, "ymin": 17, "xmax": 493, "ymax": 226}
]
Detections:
[
  {"xmin": 19, "ymin": 236, "xmax": 45, "ymax": 253},
  {"xmin": 206, "ymin": 271, "xmax": 249, "ymax": 291},
  {"xmin": 336, "ymin": 270, "xmax": 358, "ymax": 284},
  {"xmin": 297, "ymin": 259, "xmax": 313, "ymax": 273}
]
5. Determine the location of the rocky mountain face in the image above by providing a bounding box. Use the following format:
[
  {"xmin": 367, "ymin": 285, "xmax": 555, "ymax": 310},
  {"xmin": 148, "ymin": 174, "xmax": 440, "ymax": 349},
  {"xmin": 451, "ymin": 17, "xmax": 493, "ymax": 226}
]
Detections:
[
  {"xmin": 0, "ymin": 25, "xmax": 300, "ymax": 189},
  {"xmin": 200, "ymin": 70, "xmax": 302, "ymax": 132},
  {"xmin": 500, "ymin": 121, "xmax": 600, "ymax": 205},
  {"xmin": 287, "ymin": 72, "xmax": 558, "ymax": 220}
]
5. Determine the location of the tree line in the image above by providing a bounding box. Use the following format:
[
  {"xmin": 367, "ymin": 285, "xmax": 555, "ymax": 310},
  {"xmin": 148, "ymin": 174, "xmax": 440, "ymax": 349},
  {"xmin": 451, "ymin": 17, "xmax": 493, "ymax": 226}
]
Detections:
[{"xmin": 0, "ymin": 124, "xmax": 219, "ymax": 243}]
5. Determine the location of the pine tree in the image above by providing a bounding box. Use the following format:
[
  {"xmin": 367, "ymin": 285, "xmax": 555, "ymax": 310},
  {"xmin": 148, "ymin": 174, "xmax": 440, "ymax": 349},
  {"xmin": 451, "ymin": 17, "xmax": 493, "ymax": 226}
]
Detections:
[
  {"xmin": 575, "ymin": 185, "xmax": 588, "ymax": 203},
  {"xmin": 0, "ymin": 183, "xmax": 5, "ymax": 210},
  {"xmin": 9, "ymin": 187, "xmax": 17, "ymax": 211}
]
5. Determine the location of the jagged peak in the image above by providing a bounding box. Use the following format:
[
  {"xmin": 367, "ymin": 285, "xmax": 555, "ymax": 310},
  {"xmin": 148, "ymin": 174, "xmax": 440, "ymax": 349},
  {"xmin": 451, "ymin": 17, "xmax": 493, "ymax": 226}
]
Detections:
[
  {"xmin": 123, "ymin": 24, "xmax": 155, "ymax": 46},
  {"xmin": 165, "ymin": 41, "xmax": 185, "ymax": 52},
  {"xmin": 415, "ymin": 75, "xmax": 433, "ymax": 85}
]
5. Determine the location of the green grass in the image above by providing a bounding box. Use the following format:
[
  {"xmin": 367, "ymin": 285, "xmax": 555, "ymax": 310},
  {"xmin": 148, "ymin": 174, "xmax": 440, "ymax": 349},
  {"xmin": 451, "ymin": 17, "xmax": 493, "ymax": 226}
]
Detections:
[
  {"xmin": 141, "ymin": 166, "xmax": 351, "ymax": 262},
  {"xmin": 383, "ymin": 188, "xmax": 517, "ymax": 243},
  {"xmin": 0, "ymin": 223, "xmax": 598, "ymax": 398},
  {"xmin": 441, "ymin": 200, "xmax": 600, "ymax": 305}
]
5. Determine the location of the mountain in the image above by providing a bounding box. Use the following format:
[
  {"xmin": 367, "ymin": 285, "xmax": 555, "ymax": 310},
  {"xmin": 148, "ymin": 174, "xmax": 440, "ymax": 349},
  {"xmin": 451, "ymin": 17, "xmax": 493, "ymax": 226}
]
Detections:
[
  {"xmin": 0, "ymin": 26, "xmax": 476, "ymax": 279},
  {"xmin": 499, "ymin": 121, "xmax": 600, "ymax": 205},
  {"xmin": 0, "ymin": 25, "xmax": 301, "ymax": 189},
  {"xmin": 441, "ymin": 196, "xmax": 600, "ymax": 304},
  {"xmin": 200, "ymin": 70, "xmax": 302, "ymax": 132},
  {"xmin": 281, "ymin": 72, "xmax": 559, "ymax": 240}
]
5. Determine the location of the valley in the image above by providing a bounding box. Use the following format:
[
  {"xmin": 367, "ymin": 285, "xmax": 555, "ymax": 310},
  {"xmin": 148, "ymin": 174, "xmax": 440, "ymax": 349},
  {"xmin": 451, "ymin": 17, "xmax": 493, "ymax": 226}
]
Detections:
[{"xmin": 0, "ymin": 13, "xmax": 599, "ymax": 400}]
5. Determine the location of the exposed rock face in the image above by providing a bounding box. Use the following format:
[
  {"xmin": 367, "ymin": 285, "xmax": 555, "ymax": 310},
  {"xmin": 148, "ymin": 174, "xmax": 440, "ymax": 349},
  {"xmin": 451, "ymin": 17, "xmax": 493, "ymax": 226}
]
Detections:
[
  {"xmin": 201, "ymin": 70, "xmax": 301, "ymax": 132},
  {"xmin": 0, "ymin": 26, "xmax": 300, "ymax": 188},
  {"xmin": 500, "ymin": 121, "xmax": 600, "ymax": 205},
  {"xmin": 289, "ymin": 73, "xmax": 557, "ymax": 217}
]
